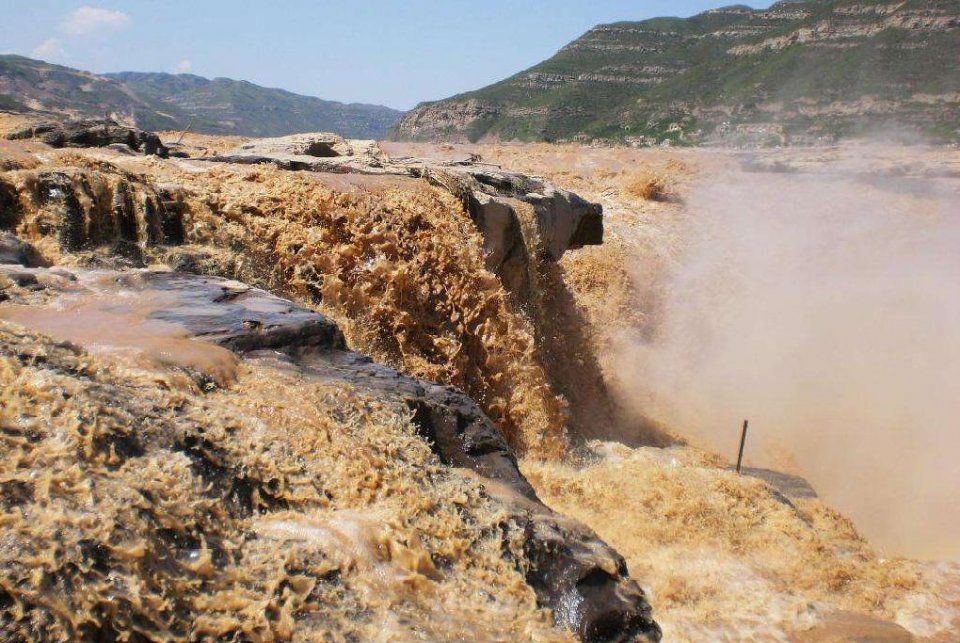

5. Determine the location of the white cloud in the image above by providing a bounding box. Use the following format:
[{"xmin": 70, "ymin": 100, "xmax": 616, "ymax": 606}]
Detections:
[
  {"xmin": 60, "ymin": 6, "xmax": 131, "ymax": 36},
  {"xmin": 31, "ymin": 38, "xmax": 66, "ymax": 61},
  {"xmin": 176, "ymin": 59, "xmax": 192, "ymax": 73}
]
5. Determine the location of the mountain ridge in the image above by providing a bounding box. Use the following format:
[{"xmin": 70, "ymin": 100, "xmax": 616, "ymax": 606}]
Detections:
[
  {"xmin": 394, "ymin": 0, "xmax": 960, "ymax": 145},
  {"xmin": 0, "ymin": 55, "xmax": 402, "ymax": 139}
]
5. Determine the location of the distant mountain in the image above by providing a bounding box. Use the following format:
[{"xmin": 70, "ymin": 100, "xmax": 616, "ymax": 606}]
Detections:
[
  {"xmin": 0, "ymin": 55, "xmax": 168, "ymax": 126},
  {"xmin": 394, "ymin": 0, "xmax": 960, "ymax": 145},
  {"xmin": 0, "ymin": 55, "xmax": 402, "ymax": 139},
  {"xmin": 106, "ymin": 72, "xmax": 402, "ymax": 139}
]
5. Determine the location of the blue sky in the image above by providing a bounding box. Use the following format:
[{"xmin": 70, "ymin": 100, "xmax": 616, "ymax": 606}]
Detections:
[{"xmin": 2, "ymin": 1, "xmax": 776, "ymax": 109}]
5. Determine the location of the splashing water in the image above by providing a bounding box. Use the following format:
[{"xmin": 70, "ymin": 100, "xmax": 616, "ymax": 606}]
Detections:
[{"xmin": 618, "ymin": 168, "xmax": 960, "ymax": 560}]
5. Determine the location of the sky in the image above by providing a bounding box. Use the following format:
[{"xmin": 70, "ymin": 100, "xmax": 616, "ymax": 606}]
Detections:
[{"xmin": 2, "ymin": 1, "xmax": 776, "ymax": 110}]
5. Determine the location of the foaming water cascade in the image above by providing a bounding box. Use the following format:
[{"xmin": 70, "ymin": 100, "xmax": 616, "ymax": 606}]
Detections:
[{"xmin": 617, "ymin": 167, "xmax": 960, "ymax": 559}]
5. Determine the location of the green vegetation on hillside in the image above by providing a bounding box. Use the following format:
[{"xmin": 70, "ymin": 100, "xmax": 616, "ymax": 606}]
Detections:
[{"xmin": 395, "ymin": 0, "xmax": 960, "ymax": 144}]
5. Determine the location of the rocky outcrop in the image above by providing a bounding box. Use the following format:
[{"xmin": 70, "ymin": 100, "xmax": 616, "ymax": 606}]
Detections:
[
  {"xmin": 0, "ymin": 165, "xmax": 184, "ymax": 261},
  {"xmin": 0, "ymin": 251, "xmax": 661, "ymax": 641},
  {"xmin": 426, "ymin": 164, "xmax": 604, "ymax": 261},
  {"xmin": 6, "ymin": 118, "xmax": 169, "ymax": 156},
  {"xmin": 391, "ymin": 98, "xmax": 502, "ymax": 142},
  {"xmin": 196, "ymin": 132, "xmax": 603, "ymax": 290},
  {"xmin": 230, "ymin": 133, "xmax": 362, "ymax": 158},
  {"xmin": 0, "ymin": 231, "xmax": 38, "ymax": 266},
  {"xmin": 418, "ymin": 162, "xmax": 602, "ymax": 298},
  {"xmin": 198, "ymin": 133, "xmax": 387, "ymax": 172}
]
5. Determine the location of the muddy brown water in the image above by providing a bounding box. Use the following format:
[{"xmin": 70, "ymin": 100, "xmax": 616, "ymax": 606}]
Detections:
[{"xmin": 0, "ymin": 270, "xmax": 238, "ymax": 385}]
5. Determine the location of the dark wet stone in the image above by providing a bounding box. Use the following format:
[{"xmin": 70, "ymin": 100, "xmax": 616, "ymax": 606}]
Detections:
[
  {"xmin": 0, "ymin": 232, "xmax": 29, "ymax": 265},
  {"xmin": 2, "ymin": 266, "xmax": 660, "ymax": 641},
  {"xmin": 740, "ymin": 467, "xmax": 818, "ymax": 500},
  {"xmin": 6, "ymin": 118, "xmax": 168, "ymax": 157},
  {"xmin": 0, "ymin": 180, "xmax": 20, "ymax": 230}
]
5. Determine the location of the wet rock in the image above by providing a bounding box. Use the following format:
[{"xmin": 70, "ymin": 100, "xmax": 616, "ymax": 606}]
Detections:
[
  {"xmin": 155, "ymin": 184, "xmax": 187, "ymax": 245},
  {"xmin": 34, "ymin": 172, "xmax": 87, "ymax": 252},
  {"xmin": 6, "ymin": 118, "xmax": 168, "ymax": 157},
  {"xmin": 195, "ymin": 133, "xmax": 603, "ymax": 276},
  {"xmin": 521, "ymin": 509, "xmax": 658, "ymax": 642},
  {"xmin": 0, "ymin": 232, "xmax": 33, "ymax": 265},
  {"xmin": 125, "ymin": 271, "xmax": 346, "ymax": 354},
  {"xmin": 740, "ymin": 467, "xmax": 819, "ymax": 500},
  {"xmin": 424, "ymin": 165, "xmax": 603, "ymax": 261},
  {"xmin": 0, "ymin": 179, "xmax": 20, "ymax": 229},
  {"xmin": 3, "ymin": 266, "xmax": 660, "ymax": 642},
  {"xmin": 160, "ymin": 247, "xmax": 222, "ymax": 275},
  {"xmin": 14, "ymin": 169, "xmax": 183, "ymax": 258}
]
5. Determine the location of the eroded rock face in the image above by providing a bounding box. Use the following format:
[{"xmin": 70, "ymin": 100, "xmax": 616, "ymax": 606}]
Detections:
[
  {"xmin": 0, "ymin": 255, "xmax": 661, "ymax": 642},
  {"xmin": 466, "ymin": 191, "xmax": 531, "ymax": 294},
  {"xmin": 0, "ymin": 166, "xmax": 184, "ymax": 262},
  {"xmin": 198, "ymin": 132, "xmax": 387, "ymax": 172},
  {"xmin": 6, "ymin": 118, "xmax": 168, "ymax": 157},
  {"xmin": 422, "ymin": 164, "xmax": 604, "ymax": 261},
  {"xmin": 195, "ymin": 133, "xmax": 603, "ymax": 292},
  {"xmin": 391, "ymin": 98, "xmax": 502, "ymax": 142},
  {"xmin": 230, "ymin": 133, "xmax": 359, "ymax": 158}
]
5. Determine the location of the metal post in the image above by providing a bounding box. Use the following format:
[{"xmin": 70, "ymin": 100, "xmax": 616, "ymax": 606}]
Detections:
[{"xmin": 736, "ymin": 419, "xmax": 749, "ymax": 474}]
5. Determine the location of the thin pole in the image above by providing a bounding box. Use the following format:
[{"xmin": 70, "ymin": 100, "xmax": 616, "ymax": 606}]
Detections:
[
  {"xmin": 736, "ymin": 419, "xmax": 749, "ymax": 474},
  {"xmin": 175, "ymin": 117, "xmax": 196, "ymax": 146}
]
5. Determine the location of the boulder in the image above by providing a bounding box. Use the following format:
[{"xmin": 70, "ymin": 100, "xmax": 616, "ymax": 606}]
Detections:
[
  {"xmin": 6, "ymin": 118, "xmax": 168, "ymax": 157},
  {"xmin": 0, "ymin": 232, "xmax": 30, "ymax": 265}
]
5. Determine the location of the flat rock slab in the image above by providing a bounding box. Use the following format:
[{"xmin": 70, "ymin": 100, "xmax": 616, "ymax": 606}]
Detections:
[
  {"xmin": 118, "ymin": 271, "xmax": 346, "ymax": 353},
  {"xmin": 740, "ymin": 467, "xmax": 819, "ymax": 500}
]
